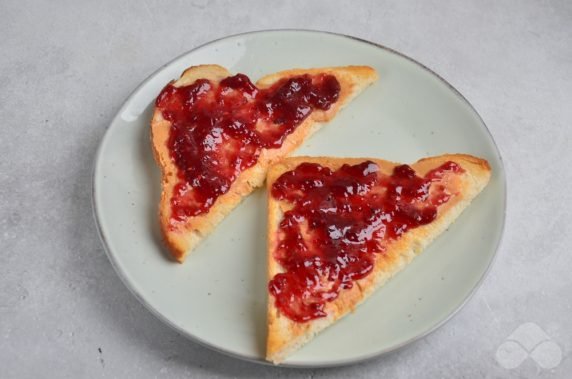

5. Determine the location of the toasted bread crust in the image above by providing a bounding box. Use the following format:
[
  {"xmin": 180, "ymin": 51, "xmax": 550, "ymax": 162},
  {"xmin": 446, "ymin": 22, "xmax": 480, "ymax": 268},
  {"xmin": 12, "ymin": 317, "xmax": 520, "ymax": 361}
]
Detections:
[
  {"xmin": 266, "ymin": 154, "xmax": 491, "ymax": 363},
  {"xmin": 151, "ymin": 65, "xmax": 378, "ymax": 262}
]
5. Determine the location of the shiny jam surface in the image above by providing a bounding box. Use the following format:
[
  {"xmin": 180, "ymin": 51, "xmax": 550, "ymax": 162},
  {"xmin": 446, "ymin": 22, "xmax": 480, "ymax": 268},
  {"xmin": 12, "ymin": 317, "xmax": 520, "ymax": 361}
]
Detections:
[
  {"xmin": 269, "ymin": 160, "xmax": 464, "ymax": 322},
  {"xmin": 155, "ymin": 73, "xmax": 341, "ymax": 221}
]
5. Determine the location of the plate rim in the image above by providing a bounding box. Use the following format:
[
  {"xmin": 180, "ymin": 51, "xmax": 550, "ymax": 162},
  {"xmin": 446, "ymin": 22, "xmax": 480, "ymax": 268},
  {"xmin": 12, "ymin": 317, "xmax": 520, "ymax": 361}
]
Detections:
[{"xmin": 92, "ymin": 28, "xmax": 507, "ymax": 368}]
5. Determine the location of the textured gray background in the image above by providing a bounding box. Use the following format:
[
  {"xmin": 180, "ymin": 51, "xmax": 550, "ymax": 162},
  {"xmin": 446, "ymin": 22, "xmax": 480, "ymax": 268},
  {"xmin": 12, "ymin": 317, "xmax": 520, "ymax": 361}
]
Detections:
[{"xmin": 1, "ymin": 0, "xmax": 571, "ymax": 378}]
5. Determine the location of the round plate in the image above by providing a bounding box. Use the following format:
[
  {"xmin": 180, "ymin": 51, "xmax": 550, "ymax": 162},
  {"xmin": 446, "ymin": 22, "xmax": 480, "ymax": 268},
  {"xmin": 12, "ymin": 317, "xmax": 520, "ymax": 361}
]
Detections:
[{"xmin": 93, "ymin": 30, "xmax": 506, "ymax": 367}]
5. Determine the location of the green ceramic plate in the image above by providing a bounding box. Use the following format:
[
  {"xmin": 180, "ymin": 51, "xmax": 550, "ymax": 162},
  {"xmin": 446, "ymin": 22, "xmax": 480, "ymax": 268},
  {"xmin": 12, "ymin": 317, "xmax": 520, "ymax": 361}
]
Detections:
[{"xmin": 93, "ymin": 30, "xmax": 506, "ymax": 367}]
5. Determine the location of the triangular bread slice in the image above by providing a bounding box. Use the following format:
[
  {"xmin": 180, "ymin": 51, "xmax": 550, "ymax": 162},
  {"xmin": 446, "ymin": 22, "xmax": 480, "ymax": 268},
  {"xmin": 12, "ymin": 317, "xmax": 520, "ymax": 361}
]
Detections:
[
  {"xmin": 266, "ymin": 154, "xmax": 491, "ymax": 363},
  {"xmin": 151, "ymin": 65, "xmax": 378, "ymax": 262}
]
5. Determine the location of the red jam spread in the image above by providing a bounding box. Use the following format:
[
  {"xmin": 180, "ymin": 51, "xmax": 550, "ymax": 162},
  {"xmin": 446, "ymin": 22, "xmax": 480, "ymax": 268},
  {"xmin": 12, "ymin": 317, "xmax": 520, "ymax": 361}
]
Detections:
[
  {"xmin": 155, "ymin": 73, "xmax": 341, "ymax": 222},
  {"xmin": 269, "ymin": 160, "xmax": 464, "ymax": 322}
]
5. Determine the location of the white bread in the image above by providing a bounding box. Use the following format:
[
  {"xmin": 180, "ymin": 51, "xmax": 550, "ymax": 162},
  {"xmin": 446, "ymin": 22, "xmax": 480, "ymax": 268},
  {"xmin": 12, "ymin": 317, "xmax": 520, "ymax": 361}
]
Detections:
[
  {"xmin": 151, "ymin": 65, "xmax": 378, "ymax": 262},
  {"xmin": 266, "ymin": 154, "xmax": 491, "ymax": 363}
]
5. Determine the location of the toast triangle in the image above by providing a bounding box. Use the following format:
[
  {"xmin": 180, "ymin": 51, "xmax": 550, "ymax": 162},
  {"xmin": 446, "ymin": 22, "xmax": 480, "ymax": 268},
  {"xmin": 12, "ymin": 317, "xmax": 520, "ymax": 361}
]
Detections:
[
  {"xmin": 151, "ymin": 65, "xmax": 378, "ymax": 262},
  {"xmin": 266, "ymin": 154, "xmax": 491, "ymax": 363}
]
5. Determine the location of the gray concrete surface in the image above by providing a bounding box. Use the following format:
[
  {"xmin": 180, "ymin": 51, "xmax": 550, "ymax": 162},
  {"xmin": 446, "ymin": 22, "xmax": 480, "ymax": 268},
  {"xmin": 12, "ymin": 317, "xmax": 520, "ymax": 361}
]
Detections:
[{"xmin": 1, "ymin": 0, "xmax": 571, "ymax": 377}]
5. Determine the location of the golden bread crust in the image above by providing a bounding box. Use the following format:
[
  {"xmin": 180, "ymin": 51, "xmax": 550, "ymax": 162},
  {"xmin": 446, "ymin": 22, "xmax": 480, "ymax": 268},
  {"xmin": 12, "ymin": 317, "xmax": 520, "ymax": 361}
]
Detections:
[
  {"xmin": 265, "ymin": 154, "xmax": 491, "ymax": 363},
  {"xmin": 151, "ymin": 65, "xmax": 378, "ymax": 262}
]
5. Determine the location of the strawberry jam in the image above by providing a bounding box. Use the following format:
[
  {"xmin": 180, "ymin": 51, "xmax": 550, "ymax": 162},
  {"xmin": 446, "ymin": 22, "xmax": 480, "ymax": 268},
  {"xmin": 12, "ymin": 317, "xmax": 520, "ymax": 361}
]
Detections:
[
  {"xmin": 155, "ymin": 73, "xmax": 341, "ymax": 222},
  {"xmin": 269, "ymin": 160, "xmax": 464, "ymax": 322}
]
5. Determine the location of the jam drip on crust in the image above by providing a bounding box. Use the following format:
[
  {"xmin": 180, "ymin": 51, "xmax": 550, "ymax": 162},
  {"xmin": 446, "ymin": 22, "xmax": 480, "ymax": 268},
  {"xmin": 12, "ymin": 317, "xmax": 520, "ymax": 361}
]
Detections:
[
  {"xmin": 269, "ymin": 160, "xmax": 464, "ymax": 322},
  {"xmin": 155, "ymin": 73, "xmax": 341, "ymax": 222}
]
